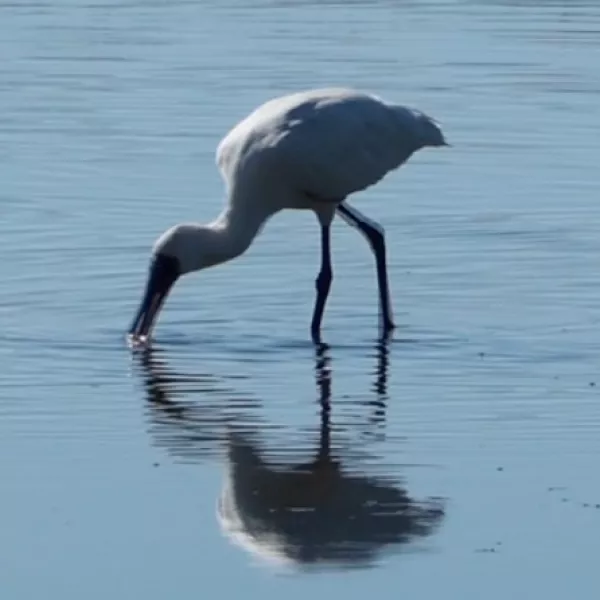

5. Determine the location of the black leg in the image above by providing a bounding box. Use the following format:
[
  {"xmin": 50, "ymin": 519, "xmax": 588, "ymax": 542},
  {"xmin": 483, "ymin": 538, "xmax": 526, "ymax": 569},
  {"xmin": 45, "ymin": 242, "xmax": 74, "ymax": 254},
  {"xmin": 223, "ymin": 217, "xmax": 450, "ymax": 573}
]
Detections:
[
  {"xmin": 336, "ymin": 202, "xmax": 395, "ymax": 336},
  {"xmin": 311, "ymin": 224, "xmax": 333, "ymax": 344}
]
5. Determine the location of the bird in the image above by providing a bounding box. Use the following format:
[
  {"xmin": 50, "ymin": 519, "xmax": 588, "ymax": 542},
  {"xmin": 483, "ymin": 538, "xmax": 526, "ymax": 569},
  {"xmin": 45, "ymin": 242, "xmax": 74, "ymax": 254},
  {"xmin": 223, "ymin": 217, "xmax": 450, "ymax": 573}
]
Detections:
[{"xmin": 127, "ymin": 87, "xmax": 448, "ymax": 347}]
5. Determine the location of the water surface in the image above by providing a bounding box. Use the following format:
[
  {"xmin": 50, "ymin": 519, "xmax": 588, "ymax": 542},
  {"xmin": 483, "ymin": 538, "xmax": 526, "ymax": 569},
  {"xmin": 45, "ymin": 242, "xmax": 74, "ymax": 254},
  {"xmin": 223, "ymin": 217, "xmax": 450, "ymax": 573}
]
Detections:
[{"xmin": 2, "ymin": 0, "xmax": 600, "ymax": 597}]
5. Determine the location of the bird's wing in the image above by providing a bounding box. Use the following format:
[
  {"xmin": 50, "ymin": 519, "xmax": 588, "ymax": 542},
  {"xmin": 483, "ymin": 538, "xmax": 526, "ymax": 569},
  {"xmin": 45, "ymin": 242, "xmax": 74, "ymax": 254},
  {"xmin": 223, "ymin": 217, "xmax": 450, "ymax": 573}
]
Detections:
[{"xmin": 216, "ymin": 90, "xmax": 441, "ymax": 201}]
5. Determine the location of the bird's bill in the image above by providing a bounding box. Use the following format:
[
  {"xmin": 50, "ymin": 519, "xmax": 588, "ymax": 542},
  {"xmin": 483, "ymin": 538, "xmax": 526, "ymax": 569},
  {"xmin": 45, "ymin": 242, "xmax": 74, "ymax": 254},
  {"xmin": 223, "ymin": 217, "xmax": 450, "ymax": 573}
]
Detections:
[{"xmin": 127, "ymin": 253, "xmax": 180, "ymax": 346}]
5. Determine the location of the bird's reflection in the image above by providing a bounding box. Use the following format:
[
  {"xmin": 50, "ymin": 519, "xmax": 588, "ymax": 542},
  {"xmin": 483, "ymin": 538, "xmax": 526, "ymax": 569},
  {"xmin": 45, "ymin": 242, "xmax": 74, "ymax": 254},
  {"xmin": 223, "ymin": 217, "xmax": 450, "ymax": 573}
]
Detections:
[
  {"xmin": 137, "ymin": 348, "xmax": 266, "ymax": 462},
  {"xmin": 135, "ymin": 341, "xmax": 445, "ymax": 570}
]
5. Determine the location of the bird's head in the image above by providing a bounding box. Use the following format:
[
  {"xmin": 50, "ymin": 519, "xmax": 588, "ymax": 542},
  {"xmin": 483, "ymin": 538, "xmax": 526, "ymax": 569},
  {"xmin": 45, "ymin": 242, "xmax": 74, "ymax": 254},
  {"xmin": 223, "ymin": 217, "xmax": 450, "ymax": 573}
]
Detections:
[
  {"xmin": 127, "ymin": 224, "xmax": 208, "ymax": 345},
  {"xmin": 127, "ymin": 212, "xmax": 254, "ymax": 346}
]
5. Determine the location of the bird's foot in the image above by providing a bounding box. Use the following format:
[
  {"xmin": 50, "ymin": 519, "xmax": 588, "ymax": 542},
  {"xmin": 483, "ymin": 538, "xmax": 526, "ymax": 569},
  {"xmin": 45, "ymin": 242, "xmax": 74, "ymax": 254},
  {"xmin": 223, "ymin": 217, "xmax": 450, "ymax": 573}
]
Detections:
[{"xmin": 127, "ymin": 332, "xmax": 151, "ymax": 350}]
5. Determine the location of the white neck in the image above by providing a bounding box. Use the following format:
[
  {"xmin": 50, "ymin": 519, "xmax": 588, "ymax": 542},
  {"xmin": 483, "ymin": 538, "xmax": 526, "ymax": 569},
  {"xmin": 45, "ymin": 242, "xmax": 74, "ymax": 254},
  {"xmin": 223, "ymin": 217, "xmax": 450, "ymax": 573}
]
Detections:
[{"xmin": 184, "ymin": 196, "xmax": 277, "ymax": 273}]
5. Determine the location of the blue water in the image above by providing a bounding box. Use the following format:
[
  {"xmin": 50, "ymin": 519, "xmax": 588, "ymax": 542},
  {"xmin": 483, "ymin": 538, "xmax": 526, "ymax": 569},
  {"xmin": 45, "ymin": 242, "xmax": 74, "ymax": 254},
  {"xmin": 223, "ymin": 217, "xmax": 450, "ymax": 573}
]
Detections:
[{"xmin": 2, "ymin": 0, "xmax": 600, "ymax": 597}]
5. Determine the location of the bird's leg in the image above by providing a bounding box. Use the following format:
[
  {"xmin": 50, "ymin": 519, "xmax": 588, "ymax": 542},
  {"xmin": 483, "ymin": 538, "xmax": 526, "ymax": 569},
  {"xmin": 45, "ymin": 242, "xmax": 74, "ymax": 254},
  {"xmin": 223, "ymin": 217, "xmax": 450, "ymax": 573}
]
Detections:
[
  {"xmin": 336, "ymin": 201, "xmax": 395, "ymax": 336},
  {"xmin": 311, "ymin": 223, "xmax": 333, "ymax": 344}
]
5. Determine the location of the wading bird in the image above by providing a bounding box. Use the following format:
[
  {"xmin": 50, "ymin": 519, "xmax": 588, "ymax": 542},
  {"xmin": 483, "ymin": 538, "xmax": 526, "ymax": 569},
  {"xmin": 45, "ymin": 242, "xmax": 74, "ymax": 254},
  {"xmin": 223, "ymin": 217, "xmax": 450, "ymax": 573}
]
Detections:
[{"xmin": 128, "ymin": 88, "xmax": 448, "ymax": 346}]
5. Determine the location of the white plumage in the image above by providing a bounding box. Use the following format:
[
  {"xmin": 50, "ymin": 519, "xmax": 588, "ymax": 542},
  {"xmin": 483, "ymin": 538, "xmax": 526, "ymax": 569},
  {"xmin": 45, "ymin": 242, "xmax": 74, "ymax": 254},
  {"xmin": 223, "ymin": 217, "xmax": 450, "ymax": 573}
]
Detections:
[
  {"xmin": 128, "ymin": 87, "xmax": 448, "ymax": 346},
  {"xmin": 217, "ymin": 87, "xmax": 445, "ymax": 205}
]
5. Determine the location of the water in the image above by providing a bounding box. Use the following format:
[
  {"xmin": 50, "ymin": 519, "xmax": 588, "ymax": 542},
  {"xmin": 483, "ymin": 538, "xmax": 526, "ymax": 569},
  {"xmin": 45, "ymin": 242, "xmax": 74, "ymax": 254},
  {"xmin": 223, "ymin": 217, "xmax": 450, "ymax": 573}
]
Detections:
[{"xmin": 2, "ymin": 0, "xmax": 600, "ymax": 596}]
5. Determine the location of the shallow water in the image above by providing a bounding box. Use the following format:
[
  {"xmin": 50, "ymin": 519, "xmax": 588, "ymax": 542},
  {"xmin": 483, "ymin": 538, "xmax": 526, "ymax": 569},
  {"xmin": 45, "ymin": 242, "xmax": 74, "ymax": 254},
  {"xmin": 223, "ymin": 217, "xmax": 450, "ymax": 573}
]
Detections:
[{"xmin": 2, "ymin": 0, "xmax": 600, "ymax": 596}]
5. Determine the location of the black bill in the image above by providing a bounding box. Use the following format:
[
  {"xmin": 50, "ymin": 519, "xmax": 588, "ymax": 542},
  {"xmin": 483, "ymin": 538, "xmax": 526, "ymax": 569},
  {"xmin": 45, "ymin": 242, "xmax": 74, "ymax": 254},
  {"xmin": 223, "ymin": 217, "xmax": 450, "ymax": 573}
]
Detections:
[{"xmin": 128, "ymin": 253, "xmax": 180, "ymax": 343}]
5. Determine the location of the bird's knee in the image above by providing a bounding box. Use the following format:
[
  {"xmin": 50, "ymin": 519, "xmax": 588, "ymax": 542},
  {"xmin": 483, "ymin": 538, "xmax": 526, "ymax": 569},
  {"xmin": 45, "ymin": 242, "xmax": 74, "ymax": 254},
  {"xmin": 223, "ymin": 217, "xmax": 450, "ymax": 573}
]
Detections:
[
  {"xmin": 365, "ymin": 224, "xmax": 385, "ymax": 250},
  {"xmin": 315, "ymin": 268, "xmax": 332, "ymax": 292}
]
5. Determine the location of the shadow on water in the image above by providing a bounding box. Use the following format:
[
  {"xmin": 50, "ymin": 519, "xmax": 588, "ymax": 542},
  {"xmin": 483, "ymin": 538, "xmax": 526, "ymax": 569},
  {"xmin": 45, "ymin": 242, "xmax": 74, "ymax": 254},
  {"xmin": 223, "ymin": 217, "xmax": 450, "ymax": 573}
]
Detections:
[{"xmin": 133, "ymin": 342, "xmax": 445, "ymax": 571}]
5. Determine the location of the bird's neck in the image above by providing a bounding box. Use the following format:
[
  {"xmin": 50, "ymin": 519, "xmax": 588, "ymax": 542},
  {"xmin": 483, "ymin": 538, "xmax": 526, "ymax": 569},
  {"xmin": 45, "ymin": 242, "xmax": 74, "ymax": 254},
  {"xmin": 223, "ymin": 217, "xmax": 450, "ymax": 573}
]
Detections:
[{"xmin": 192, "ymin": 197, "xmax": 275, "ymax": 271}]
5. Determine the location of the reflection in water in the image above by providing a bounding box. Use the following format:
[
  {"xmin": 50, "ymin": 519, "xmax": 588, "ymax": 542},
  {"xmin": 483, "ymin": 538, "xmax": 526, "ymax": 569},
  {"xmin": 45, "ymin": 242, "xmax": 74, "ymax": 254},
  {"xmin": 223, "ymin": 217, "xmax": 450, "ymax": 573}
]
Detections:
[
  {"xmin": 135, "ymin": 343, "xmax": 445, "ymax": 570},
  {"xmin": 137, "ymin": 348, "xmax": 266, "ymax": 462}
]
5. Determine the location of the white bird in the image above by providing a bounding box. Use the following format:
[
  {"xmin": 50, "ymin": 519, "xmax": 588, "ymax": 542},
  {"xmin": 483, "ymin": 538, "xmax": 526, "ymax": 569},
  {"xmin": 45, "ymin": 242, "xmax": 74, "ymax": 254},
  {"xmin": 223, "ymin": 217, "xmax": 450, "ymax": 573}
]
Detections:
[{"xmin": 128, "ymin": 87, "xmax": 448, "ymax": 346}]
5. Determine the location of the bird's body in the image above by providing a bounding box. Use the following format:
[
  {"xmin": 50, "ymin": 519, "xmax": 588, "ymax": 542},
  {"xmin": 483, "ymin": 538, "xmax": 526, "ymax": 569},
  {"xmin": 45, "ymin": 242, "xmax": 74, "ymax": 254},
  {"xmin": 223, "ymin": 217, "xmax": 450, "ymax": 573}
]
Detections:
[
  {"xmin": 217, "ymin": 87, "xmax": 443, "ymax": 207},
  {"xmin": 129, "ymin": 87, "xmax": 448, "ymax": 346}
]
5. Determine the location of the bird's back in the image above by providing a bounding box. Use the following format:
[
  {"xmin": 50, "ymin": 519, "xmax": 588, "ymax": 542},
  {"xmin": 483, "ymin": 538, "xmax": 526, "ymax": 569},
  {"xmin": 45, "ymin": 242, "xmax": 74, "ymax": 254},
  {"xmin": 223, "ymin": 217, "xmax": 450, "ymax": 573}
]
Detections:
[{"xmin": 216, "ymin": 88, "xmax": 446, "ymax": 203}]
